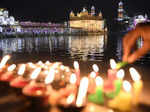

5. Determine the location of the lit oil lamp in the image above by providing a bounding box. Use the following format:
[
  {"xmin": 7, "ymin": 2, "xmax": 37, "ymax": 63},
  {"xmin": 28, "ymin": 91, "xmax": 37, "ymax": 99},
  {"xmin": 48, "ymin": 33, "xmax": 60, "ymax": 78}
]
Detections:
[
  {"xmin": 0, "ymin": 55, "xmax": 11, "ymax": 75},
  {"xmin": 22, "ymin": 67, "xmax": 45, "ymax": 97},
  {"xmin": 58, "ymin": 77, "xmax": 88, "ymax": 112},
  {"xmin": 10, "ymin": 64, "xmax": 29, "ymax": 88},
  {"xmin": 58, "ymin": 73, "xmax": 77, "ymax": 106},
  {"xmin": 129, "ymin": 67, "xmax": 143, "ymax": 106},
  {"xmin": 0, "ymin": 64, "xmax": 16, "ymax": 82}
]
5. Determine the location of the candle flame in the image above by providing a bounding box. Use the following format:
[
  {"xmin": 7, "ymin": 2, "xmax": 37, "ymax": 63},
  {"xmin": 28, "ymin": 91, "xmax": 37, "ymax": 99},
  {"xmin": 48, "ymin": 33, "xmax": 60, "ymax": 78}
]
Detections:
[
  {"xmin": 65, "ymin": 67, "xmax": 70, "ymax": 72},
  {"xmin": 67, "ymin": 94, "xmax": 75, "ymax": 104},
  {"xmin": 44, "ymin": 70, "xmax": 49, "ymax": 75},
  {"xmin": 18, "ymin": 64, "xmax": 26, "ymax": 76},
  {"xmin": 116, "ymin": 69, "xmax": 125, "ymax": 79},
  {"xmin": 123, "ymin": 80, "xmax": 131, "ymax": 92},
  {"xmin": 45, "ymin": 61, "xmax": 50, "ymax": 65},
  {"xmin": 7, "ymin": 64, "xmax": 16, "ymax": 72},
  {"xmin": 90, "ymin": 72, "xmax": 96, "ymax": 78},
  {"xmin": 45, "ymin": 69, "xmax": 55, "ymax": 84},
  {"xmin": 92, "ymin": 64, "xmax": 99, "ymax": 72},
  {"xmin": 70, "ymin": 73, "xmax": 77, "ymax": 84},
  {"xmin": 110, "ymin": 59, "xmax": 117, "ymax": 69},
  {"xmin": 0, "ymin": 55, "xmax": 11, "ymax": 68},
  {"xmin": 30, "ymin": 68, "xmax": 41, "ymax": 80},
  {"xmin": 129, "ymin": 67, "xmax": 141, "ymax": 81},
  {"xmin": 95, "ymin": 76, "xmax": 103, "ymax": 86},
  {"xmin": 74, "ymin": 61, "xmax": 79, "ymax": 70},
  {"xmin": 52, "ymin": 62, "xmax": 61, "ymax": 69},
  {"xmin": 28, "ymin": 62, "xmax": 36, "ymax": 69},
  {"xmin": 76, "ymin": 77, "xmax": 88, "ymax": 107},
  {"xmin": 60, "ymin": 65, "xmax": 65, "ymax": 70},
  {"xmin": 37, "ymin": 61, "xmax": 43, "ymax": 65}
]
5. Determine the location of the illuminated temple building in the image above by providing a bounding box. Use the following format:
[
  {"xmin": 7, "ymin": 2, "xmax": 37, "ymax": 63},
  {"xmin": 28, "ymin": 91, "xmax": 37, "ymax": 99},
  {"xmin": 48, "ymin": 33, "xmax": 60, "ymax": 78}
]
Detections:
[{"xmin": 69, "ymin": 6, "xmax": 105, "ymax": 33}]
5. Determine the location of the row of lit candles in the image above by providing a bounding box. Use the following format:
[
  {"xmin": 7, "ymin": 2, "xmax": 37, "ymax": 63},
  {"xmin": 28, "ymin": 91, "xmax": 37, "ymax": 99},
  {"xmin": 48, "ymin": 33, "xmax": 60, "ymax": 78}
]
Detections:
[{"xmin": 0, "ymin": 55, "xmax": 143, "ymax": 112}]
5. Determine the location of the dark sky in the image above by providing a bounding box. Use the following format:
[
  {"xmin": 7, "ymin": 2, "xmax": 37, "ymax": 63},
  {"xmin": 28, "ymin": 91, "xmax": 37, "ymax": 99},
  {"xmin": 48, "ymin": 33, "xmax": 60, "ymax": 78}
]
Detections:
[{"xmin": 0, "ymin": 0, "xmax": 150, "ymax": 22}]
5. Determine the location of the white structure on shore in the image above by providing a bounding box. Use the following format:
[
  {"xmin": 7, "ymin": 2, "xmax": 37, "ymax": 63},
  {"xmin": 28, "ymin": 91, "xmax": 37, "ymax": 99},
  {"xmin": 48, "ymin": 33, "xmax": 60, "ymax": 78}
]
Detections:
[{"xmin": 0, "ymin": 8, "xmax": 18, "ymax": 26}]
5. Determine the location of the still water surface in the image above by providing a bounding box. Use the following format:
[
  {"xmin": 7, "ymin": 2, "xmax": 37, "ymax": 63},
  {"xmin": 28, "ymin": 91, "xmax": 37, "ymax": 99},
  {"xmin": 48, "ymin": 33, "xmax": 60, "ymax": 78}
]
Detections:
[{"xmin": 0, "ymin": 32, "xmax": 149, "ymax": 65}]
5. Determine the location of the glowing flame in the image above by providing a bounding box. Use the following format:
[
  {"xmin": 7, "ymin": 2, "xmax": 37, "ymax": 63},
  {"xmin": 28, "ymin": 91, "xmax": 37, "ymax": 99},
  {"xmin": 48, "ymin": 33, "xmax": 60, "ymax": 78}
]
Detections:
[
  {"xmin": 69, "ymin": 73, "xmax": 77, "ymax": 84},
  {"xmin": 45, "ymin": 61, "xmax": 50, "ymax": 65},
  {"xmin": 116, "ymin": 69, "xmax": 125, "ymax": 79},
  {"xmin": 45, "ymin": 69, "xmax": 55, "ymax": 84},
  {"xmin": 90, "ymin": 72, "xmax": 96, "ymax": 78},
  {"xmin": 37, "ymin": 61, "xmax": 43, "ymax": 65},
  {"xmin": 123, "ymin": 80, "xmax": 131, "ymax": 92},
  {"xmin": 28, "ymin": 62, "xmax": 36, "ymax": 69},
  {"xmin": 7, "ymin": 64, "xmax": 16, "ymax": 72},
  {"xmin": 65, "ymin": 67, "xmax": 70, "ymax": 72},
  {"xmin": 110, "ymin": 59, "xmax": 117, "ymax": 69},
  {"xmin": 52, "ymin": 62, "xmax": 61, "ymax": 69},
  {"xmin": 60, "ymin": 65, "xmax": 65, "ymax": 70},
  {"xmin": 30, "ymin": 68, "xmax": 41, "ymax": 80},
  {"xmin": 76, "ymin": 77, "xmax": 88, "ymax": 107},
  {"xmin": 95, "ymin": 76, "xmax": 103, "ymax": 86},
  {"xmin": 74, "ymin": 61, "xmax": 79, "ymax": 70},
  {"xmin": 67, "ymin": 94, "xmax": 75, "ymax": 104},
  {"xmin": 92, "ymin": 64, "xmax": 99, "ymax": 72},
  {"xmin": 129, "ymin": 67, "xmax": 141, "ymax": 81},
  {"xmin": 0, "ymin": 55, "xmax": 11, "ymax": 68},
  {"xmin": 18, "ymin": 64, "xmax": 26, "ymax": 76}
]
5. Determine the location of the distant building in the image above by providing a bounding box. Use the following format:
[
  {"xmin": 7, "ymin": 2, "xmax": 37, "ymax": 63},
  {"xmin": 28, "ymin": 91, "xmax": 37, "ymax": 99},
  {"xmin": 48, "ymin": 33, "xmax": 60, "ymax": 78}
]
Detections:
[
  {"xmin": 0, "ymin": 8, "xmax": 18, "ymax": 26},
  {"xmin": 117, "ymin": 1, "xmax": 124, "ymax": 21},
  {"xmin": 69, "ymin": 6, "xmax": 105, "ymax": 33}
]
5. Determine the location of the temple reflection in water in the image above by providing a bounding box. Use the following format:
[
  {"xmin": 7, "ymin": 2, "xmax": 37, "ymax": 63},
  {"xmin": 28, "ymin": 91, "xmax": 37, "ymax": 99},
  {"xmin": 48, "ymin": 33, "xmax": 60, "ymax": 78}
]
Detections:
[{"xmin": 0, "ymin": 35, "xmax": 107, "ymax": 61}]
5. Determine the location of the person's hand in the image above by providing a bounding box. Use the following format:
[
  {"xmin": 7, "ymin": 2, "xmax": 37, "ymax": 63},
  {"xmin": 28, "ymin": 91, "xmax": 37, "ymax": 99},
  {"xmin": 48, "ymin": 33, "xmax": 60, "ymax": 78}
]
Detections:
[{"xmin": 123, "ymin": 26, "xmax": 150, "ymax": 63}]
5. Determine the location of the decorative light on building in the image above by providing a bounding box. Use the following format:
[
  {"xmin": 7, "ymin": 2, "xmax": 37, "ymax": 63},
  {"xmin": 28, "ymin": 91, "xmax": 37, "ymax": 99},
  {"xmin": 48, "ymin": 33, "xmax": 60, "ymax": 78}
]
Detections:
[{"xmin": 117, "ymin": 1, "xmax": 124, "ymax": 21}]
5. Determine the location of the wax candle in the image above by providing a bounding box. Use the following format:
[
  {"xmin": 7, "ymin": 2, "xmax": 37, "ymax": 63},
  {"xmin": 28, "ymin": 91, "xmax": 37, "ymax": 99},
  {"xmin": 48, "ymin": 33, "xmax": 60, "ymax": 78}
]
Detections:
[
  {"xmin": 105, "ymin": 69, "xmax": 124, "ymax": 98},
  {"xmin": 0, "ymin": 64, "xmax": 16, "ymax": 81},
  {"xmin": 92, "ymin": 64, "xmax": 99, "ymax": 76},
  {"xmin": 129, "ymin": 67, "xmax": 143, "ymax": 106},
  {"xmin": 73, "ymin": 61, "xmax": 80, "ymax": 85},
  {"xmin": 113, "ymin": 69, "xmax": 125, "ymax": 97},
  {"xmin": 76, "ymin": 77, "xmax": 89, "ymax": 107},
  {"xmin": 108, "ymin": 81, "xmax": 132, "ymax": 111},
  {"xmin": 88, "ymin": 72, "xmax": 96, "ymax": 94},
  {"xmin": 88, "ymin": 76, "xmax": 104, "ymax": 104},
  {"xmin": 107, "ymin": 59, "xmax": 117, "ymax": 81},
  {"xmin": 104, "ymin": 59, "xmax": 117, "ymax": 97}
]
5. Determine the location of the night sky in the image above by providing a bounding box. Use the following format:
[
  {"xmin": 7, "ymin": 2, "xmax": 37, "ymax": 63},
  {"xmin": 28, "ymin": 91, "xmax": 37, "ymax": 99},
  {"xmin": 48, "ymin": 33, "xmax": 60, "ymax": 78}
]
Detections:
[{"xmin": 0, "ymin": 0, "xmax": 150, "ymax": 22}]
